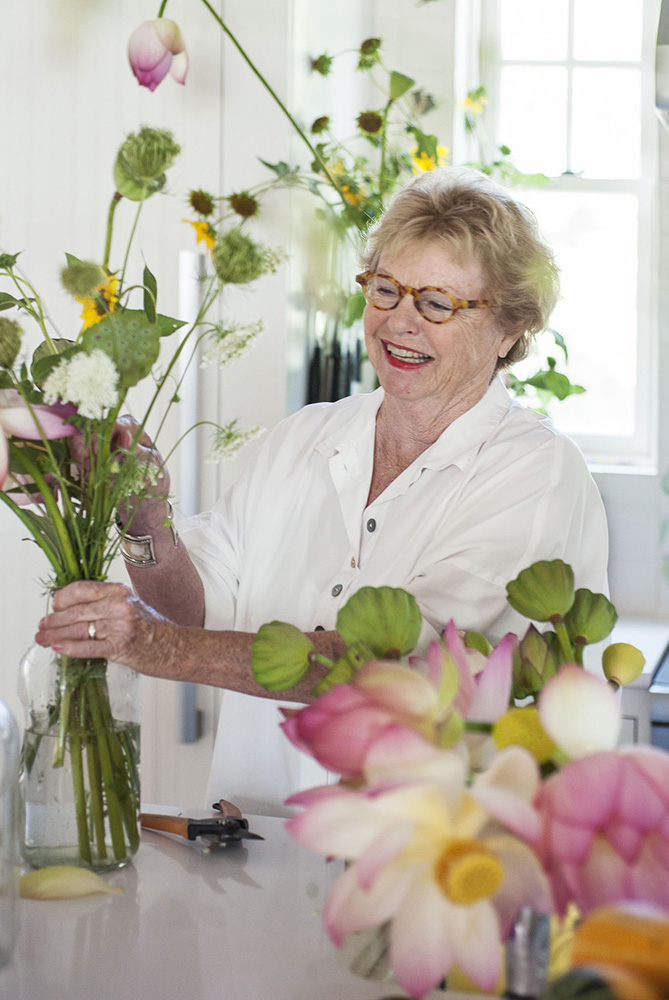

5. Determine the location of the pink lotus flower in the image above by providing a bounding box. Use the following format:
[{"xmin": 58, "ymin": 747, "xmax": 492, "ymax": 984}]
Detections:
[
  {"xmin": 287, "ymin": 739, "xmax": 551, "ymax": 998},
  {"xmin": 128, "ymin": 19, "xmax": 188, "ymax": 92},
  {"xmin": 281, "ymin": 624, "xmax": 515, "ymax": 780},
  {"xmin": 0, "ymin": 390, "xmax": 77, "ymax": 490},
  {"xmin": 536, "ymin": 745, "xmax": 669, "ymax": 917}
]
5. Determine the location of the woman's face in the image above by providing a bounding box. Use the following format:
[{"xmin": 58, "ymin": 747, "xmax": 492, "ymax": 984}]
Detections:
[{"xmin": 363, "ymin": 241, "xmax": 518, "ymax": 415}]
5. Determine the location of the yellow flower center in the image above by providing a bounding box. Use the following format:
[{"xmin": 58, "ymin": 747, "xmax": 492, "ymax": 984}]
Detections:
[
  {"xmin": 493, "ymin": 706, "xmax": 557, "ymax": 765},
  {"xmin": 434, "ymin": 840, "xmax": 505, "ymax": 905}
]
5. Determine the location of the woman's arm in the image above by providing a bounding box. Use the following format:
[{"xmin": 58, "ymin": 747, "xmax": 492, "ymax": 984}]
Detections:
[{"xmin": 35, "ymin": 581, "xmax": 346, "ymax": 702}]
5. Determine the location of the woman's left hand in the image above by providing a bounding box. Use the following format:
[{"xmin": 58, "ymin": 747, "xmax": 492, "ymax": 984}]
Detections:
[{"xmin": 35, "ymin": 580, "xmax": 178, "ymax": 674}]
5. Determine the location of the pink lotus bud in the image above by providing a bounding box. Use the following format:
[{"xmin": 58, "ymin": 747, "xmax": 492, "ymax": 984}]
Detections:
[{"xmin": 128, "ymin": 19, "xmax": 188, "ymax": 92}]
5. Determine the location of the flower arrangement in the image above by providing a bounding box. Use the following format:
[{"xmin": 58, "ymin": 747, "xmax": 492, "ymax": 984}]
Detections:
[
  {"xmin": 0, "ymin": 125, "xmax": 279, "ymax": 867},
  {"xmin": 248, "ymin": 560, "xmax": 665, "ymax": 998},
  {"xmin": 127, "ymin": 6, "xmax": 584, "ymax": 413}
]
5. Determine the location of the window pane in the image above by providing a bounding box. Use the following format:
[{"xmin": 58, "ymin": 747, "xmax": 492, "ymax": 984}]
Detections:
[
  {"xmin": 500, "ymin": 0, "xmax": 569, "ymax": 60},
  {"xmin": 499, "ymin": 67, "xmax": 568, "ymax": 176},
  {"xmin": 517, "ymin": 189, "xmax": 638, "ymax": 438},
  {"xmin": 573, "ymin": 0, "xmax": 643, "ymax": 62},
  {"xmin": 571, "ymin": 68, "xmax": 641, "ymax": 178}
]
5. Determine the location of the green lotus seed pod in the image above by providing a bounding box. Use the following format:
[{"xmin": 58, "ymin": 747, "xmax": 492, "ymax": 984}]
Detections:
[
  {"xmin": 82, "ymin": 311, "xmax": 161, "ymax": 388},
  {"xmin": 336, "ymin": 586, "xmax": 422, "ymax": 658},
  {"xmin": 602, "ymin": 642, "xmax": 645, "ymax": 688},
  {"xmin": 251, "ymin": 621, "xmax": 315, "ymax": 691},
  {"xmin": 564, "ymin": 589, "xmax": 618, "ymax": 645},
  {"xmin": 506, "ymin": 559, "xmax": 576, "ymax": 622}
]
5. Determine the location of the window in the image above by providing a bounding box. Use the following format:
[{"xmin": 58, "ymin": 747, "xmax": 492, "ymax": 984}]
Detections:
[{"xmin": 476, "ymin": 0, "xmax": 658, "ymax": 465}]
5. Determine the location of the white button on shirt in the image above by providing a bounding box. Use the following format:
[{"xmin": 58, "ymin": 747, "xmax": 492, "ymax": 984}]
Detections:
[{"xmin": 180, "ymin": 378, "xmax": 609, "ymax": 816}]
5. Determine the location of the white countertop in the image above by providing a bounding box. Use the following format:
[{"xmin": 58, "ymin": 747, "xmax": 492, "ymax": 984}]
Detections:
[{"xmin": 0, "ymin": 810, "xmax": 481, "ymax": 1000}]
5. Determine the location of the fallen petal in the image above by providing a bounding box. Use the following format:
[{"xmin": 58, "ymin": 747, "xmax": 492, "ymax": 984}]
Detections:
[{"xmin": 20, "ymin": 865, "xmax": 122, "ymax": 899}]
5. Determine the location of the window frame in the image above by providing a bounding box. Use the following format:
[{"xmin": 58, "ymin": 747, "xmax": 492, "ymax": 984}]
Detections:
[{"xmin": 473, "ymin": 0, "xmax": 660, "ymax": 468}]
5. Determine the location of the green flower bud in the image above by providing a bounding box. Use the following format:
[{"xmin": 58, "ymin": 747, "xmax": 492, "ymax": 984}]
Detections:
[
  {"xmin": 564, "ymin": 588, "xmax": 618, "ymax": 646},
  {"xmin": 311, "ymin": 53, "xmax": 333, "ymax": 76},
  {"xmin": 310, "ymin": 116, "xmax": 330, "ymax": 135},
  {"xmin": 114, "ymin": 126, "xmax": 181, "ymax": 201},
  {"xmin": 211, "ymin": 228, "xmax": 280, "ymax": 285},
  {"xmin": 0, "ymin": 317, "xmax": 22, "ymax": 367},
  {"xmin": 188, "ymin": 188, "xmax": 215, "ymax": 216},
  {"xmin": 512, "ymin": 624, "xmax": 558, "ymax": 700},
  {"xmin": 60, "ymin": 260, "xmax": 105, "ymax": 299},
  {"xmin": 602, "ymin": 642, "xmax": 645, "ymax": 689},
  {"xmin": 336, "ymin": 586, "xmax": 422, "ymax": 659},
  {"xmin": 506, "ymin": 559, "xmax": 575, "ymax": 623},
  {"xmin": 358, "ymin": 37, "xmax": 382, "ymax": 69},
  {"xmin": 251, "ymin": 621, "xmax": 315, "ymax": 691},
  {"xmin": 357, "ymin": 111, "xmax": 384, "ymax": 135},
  {"xmin": 227, "ymin": 192, "xmax": 260, "ymax": 219}
]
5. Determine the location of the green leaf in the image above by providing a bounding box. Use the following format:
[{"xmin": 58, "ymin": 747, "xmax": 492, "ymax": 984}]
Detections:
[
  {"xmin": 344, "ymin": 290, "xmax": 366, "ymax": 326},
  {"xmin": 251, "ymin": 621, "xmax": 315, "ymax": 691},
  {"xmin": 547, "ymin": 327, "xmax": 568, "ymax": 360},
  {"xmin": 113, "ymin": 162, "xmax": 165, "ymax": 202},
  {"xmin": 31, "ymin": 339, "xmax": 78, "ymax": 385},
  {"xmin": 0, "ymin": 292, "xmax": 24, "ymax": 312},
  {"xmin": 259, "ymin": 158, "xmax": 300, "ymax": 179},
  {"xmin": 389, "ymin": 71, "xmax": 415, "ymax": 101},
  {"xmin": 143, "ymin": 266, "xmax": 157, "ymax": 324},
  {"xmin": 336, "ymin": 586, "xmax": 422, "ymax": 658},
  {"xmin": 154, "ymin": 313, "xmax": 186, "ymax": 338},
  {"xmin": 0, "ymin": 252, "xmax": 20, "ymax": 269}
]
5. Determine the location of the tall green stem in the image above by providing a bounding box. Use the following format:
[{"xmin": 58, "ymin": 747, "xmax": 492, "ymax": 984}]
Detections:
[
  {"xmin": 196, "ymin": 0, "xmax": 351, "ymax": 212},
  {"xmin": 103, "ymin": 193, "xmax": 122, "ymax": 270}
]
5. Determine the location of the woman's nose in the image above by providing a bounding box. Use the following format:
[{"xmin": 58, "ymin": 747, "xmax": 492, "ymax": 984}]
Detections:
[{"xmin": 387, "ymin": 293, "xmax": 421, "ymax": 331}]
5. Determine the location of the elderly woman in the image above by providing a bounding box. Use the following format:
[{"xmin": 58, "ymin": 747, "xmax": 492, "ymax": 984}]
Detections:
[{"xmin": 36, "ymin": 166, "xmax": 608, "ymax": 814}]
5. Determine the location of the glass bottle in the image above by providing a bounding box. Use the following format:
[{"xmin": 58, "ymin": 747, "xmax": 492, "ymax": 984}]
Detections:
[{"xmin": 0, "ymin": 697, "xmax": 19, "ymax": 967}]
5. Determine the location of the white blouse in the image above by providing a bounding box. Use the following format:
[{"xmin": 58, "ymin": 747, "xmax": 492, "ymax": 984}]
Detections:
[{"xmin": 180, "ymin": 378, "xmax": 609, "ymax": 815}]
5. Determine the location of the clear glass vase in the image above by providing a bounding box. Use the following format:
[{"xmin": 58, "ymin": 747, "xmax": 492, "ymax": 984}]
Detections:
[
  {"xmin": 18, "ymin": 642, "xmax": 141, "ymax": 871},
  {"xmin": 0, "ymin": 698, "xmax": 19, "ymax": 966}
]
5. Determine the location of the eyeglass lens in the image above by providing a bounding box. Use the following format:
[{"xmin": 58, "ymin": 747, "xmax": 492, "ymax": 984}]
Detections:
[{"xmin": 364, "ymin": 274, "xmax": 455, "ymax": 323}]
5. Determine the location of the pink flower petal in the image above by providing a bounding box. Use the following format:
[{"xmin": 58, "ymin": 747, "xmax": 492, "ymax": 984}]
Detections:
[
  {"xmin": 472, "ymin": 785, "xmax": 540, "ymax": 844},
  {"xmin": 544, "ymin": 815, "xmax": 595, "ymax": 864},
  {"xmin": 488, "ymin": 838, "xmax": 553, "ymax": 939},
  {"xmin": 356, "ymin": 821, "xmax": 415, "ymax": 890},
  {"xmin": 0, "ymin": 403, "xmax": 77, "ymax": 441},
  {"xmin": 466, "ymin": 633, "xmax": 515, "ymax": 723},
  {"xmin": 444, "ymin": 620, "xmax": 476, "ymax": 714},
  {"xmin": 324, "ymin": 861, "xmax": 414, "ymax": 947},
  {"xmin": 169, "ymin": 50, "xmax": 189, "ymax": 85},
  {"xmin": 605, "ymin": 821, "xmax": 644, "ymax": 863},
  {"xmin": 356, "ymin": 661, "xmax": 437, "ymax": 717},
  {"xmin": 542, "ymin": 754, "xmax": 622, "ymax": 827},
  {"xmin": 389, "ymin": 877, "xmax": 454, "ymax": 998},
  {"xmin": 153, "ymin": 18, "xmax": 186, "ymax": 54},
  {"xmin": 539, "ymin": 666, "xmax": 621, "ymax": 756},
  {"xmin": 446, "ymin": 898, "xmax": 503, "ymax": 993},
  {"xmin": 286, "ymin": 792, "xmax": 396, "ymax": 859}
]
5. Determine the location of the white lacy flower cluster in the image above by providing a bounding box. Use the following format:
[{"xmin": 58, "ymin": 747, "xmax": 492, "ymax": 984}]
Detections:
[
  {"xmin": 206, "ymin": 419, "xmax": 264, "ymax": 462},
  {"xmin": 43, "ymin": 349, "xmax": 119, "ymax": 420},
  {"xmin": 200, "ymin": 319, "xmax": 264, "ymax": 368}
]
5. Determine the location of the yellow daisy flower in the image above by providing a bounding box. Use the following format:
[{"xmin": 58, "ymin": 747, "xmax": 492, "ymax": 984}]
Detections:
[
  {"xmin": 75, "ymin": 272, "xmax": 119, "ymax": 331},
  {"xmin": 184, "ymin": 219, "xmax": 216, "ymax": 252},
  {"xmin": 410, "ymin": 145, "xmax": 450, "ymax": 173},
  {"xmin": 464, "ymin": 95, "xmax": 488, "ymax": 115}
]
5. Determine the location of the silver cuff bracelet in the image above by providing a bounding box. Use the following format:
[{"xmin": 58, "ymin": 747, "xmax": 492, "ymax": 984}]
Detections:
[{"xmin": 115, "ymin": 499, "xmax": 178, "ymax": 567}]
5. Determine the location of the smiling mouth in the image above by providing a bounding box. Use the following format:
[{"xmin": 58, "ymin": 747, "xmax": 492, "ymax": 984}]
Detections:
[{"xmin": 383, "ymin": 341, "xmax": 434, "ymax": 364}]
